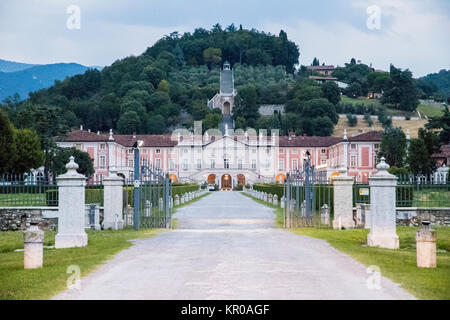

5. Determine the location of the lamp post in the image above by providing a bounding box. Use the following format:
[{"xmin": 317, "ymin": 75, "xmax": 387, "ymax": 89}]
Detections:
[{"xmin": 133, "ymin": 140, "xmax": 144, "ymax": 231}]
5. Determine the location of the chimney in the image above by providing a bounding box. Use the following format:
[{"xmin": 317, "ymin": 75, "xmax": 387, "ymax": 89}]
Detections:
[
  {"xmin": 109, "ymin": 129, "xmax": 114, "ymax": 141},
  {"xmin": 97, "ymin": 131, "xmax": 100, "ymax": 135},
  {"xmin": 133, "ymin": 132, "xmax": 136, "ymax": 139},
  {"xmin": 80, "ymin": 124, "xmax": 83, "ymax": 131},
  {"xmin": 88, "ymin": 129, "xmax": 91, "ymax": 132}
]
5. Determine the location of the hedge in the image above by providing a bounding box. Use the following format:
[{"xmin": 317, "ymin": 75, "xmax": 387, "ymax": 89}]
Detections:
[{"xmin": 253, "ymin": 183, "xmax": 284, "ymax": 199}]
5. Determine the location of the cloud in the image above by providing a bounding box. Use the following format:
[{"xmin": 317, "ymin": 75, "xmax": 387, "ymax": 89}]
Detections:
[{"xmin": 0, "ymin": 0, "xmax": 448, "ymax": 76}]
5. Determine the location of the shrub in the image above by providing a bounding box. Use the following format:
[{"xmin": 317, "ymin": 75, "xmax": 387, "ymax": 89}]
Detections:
[
  {"xmin": 347, "ymin": 114, "xmax": 358, "ymax": 126},
  {"xmin": 253, "ymin": 183, "xmax": 284, "ymax": 199}
]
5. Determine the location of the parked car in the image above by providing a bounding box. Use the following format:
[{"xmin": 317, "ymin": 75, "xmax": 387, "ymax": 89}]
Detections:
[{"xmin": 208, "ymin": 184, "xmax": 215, "ymax": 191}]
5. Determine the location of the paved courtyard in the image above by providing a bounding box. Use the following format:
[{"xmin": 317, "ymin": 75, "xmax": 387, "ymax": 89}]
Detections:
[{"xmin": 54, "ymin": 192, "xmax": 415, "ymax": 300}]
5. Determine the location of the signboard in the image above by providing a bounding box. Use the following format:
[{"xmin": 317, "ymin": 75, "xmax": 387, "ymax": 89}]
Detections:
[{"xmin": 359, "ymin": 188, "xmax": 370, "ymax": 196}]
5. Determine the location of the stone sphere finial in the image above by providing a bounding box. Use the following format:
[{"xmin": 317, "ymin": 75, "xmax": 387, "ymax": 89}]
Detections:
[
  {"xmin": 66, "ymin": 156, "xmax": 79, "ymax": 173},
  {"xmin": 376, "ymin": 156, "xmax": 390, "ymax": 170}
]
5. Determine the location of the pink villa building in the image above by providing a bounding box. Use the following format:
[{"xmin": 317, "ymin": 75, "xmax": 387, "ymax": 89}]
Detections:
[{"xmin": 57, "ymin": 127, "xmax": 382, "ymax": 187}]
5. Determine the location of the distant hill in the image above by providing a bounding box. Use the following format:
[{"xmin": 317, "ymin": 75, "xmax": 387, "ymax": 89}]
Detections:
[
  {"xmin": 417, "ymin": 69, "xmax": 450, "ymax": 99},
  {"xmin": 0, "ymin": 62, "xmax": 96, "ymax": 101},
  {"xmin": 0, "ymin": 59, "xmax": 38, "ymax": 73}
]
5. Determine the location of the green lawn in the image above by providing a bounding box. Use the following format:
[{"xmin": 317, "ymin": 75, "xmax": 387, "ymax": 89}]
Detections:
[
  {"xmin": 413, "ymin": 190, "xmax": 450, "ymax": 207},
  {"xmin": 340, "ymin": 95, "xmax": 382, "ymax": 108},
  {"xmin": 0, "ymin": 228, "xmax": 162, "ymax": 300},
  {"xmin": 245, "ymin": 192, "xmax": 450, "ymax": 300},
  {"xmin": 417, "ymin": 104, "xmax": 445, "ymax": 118},
  {"xmin": 0, "ymin": 193, "xmax": 47, "ymax": 207}
]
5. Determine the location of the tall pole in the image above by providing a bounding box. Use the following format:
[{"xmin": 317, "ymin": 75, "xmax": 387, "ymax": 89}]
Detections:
[{"xmin": 133, "ymin": 147, "xmax": 140, "ymax": 230}]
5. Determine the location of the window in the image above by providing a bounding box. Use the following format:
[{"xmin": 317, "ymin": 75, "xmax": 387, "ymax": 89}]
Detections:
[
  {"xmin": 183, "ymin": 159, "xmax": 188, "ymax": 170},
  {"xmin": 321, "ymin": 149, "xmax": 326, "ymax": 154},
  {"xmin": 210, "ymin": 159, "xmax": 215, "ymax": 169},
  {"xmin": 224, "ymin": 158, "xmax": 229, "ymax": 169},
  {"xmin": 374, "ymin": 144, "xmax": 380, "ymax": 149},
  {"xmin": 252, "ymin": 148, "xmax": 256, "ymax": 154},
  {"xmin": 292, "ymin": 149, "xmax": 298, "ymax": 154},
  {"xmin": 184, "ymin": 148, "xmax": 188, "ymax": 153},
  {"xmin": 238, "ymin": 159, "xmax": 242, "ymax": 170},
  {"xmin": 100, "ymin": 144, "xmax": 105, "ymax": 150},
  {"xmin": 128, "ymin": 159, "xmax": 133, "ymax": 167},
  {"xmin": 75, "ymin": 143, "xmax": 83, "ymax": 150},
  {"xmin": 99, "ymin": 155, "xmax": 106, "ymax": 168},
  {"xmin": 197, "ymin": 159, "xmax": 202, "ymax": 169},
  {"xmin": 351, "ymin": 144, "xmax": 356, "ymax": 149},
  {"xmin": 266, "ymin": 148, "xmax": 270, "ymax": 154},
  {"xmin": 141, "ymin": 148, "xmax": 147, "ymax": 154},
  {"xmin": 251, "ymin": 159, "xmax": 256, "ymax": 169},
  {"xmin": 156, "ymin": 149, "xmax": 161, "ymax": 154},
  {"xmin": 321, "ymin": 159, "xmax": 327, "ymax": 165},
  {"xmin": 292, "ymin": 159, "xmax": 298, "ymax": 170},
  {"xmin": 155, "ymin": 158, "xmax": 161, "ymax": 169},
  {"xmin": 350, "ymin": 155, "xmax": 357, "ymax": 168},
  {"xmin": 141, "ymin": 158, "xmax": 148, "ymax": 167},
  {"xmin": 279, "ymin": 148, "xmax": 284, "ymax": 154},
  {"xmin": 169, "ymin": 159, "xmax": 175, "ymax": 170},
  {"xmin": 128, "ymin": 148, "xmax": 133, "ymax": 154},
  {"xmin": 279, "ymin": 159, "xmax": 284, "ymax": 170},
  {"xmin": 265, "ymin": 160, "xmax": 270, "ymax": 169}
]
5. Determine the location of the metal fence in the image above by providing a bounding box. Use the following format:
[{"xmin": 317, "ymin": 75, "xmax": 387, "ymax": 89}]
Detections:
[
  {"xmin": 283, "ymin": 159, "xmax": 334, "ymax": 228},
  {"xmin": 123, "ymin": 166, "xmax": 172, "ymax": 229},
  {"xmin": 0, "ymin": 174, "xmax": 58, "ymax": 207},
  {"xmin": 85, "ymin": 181, "xmax": 104, "ymax": 206},
  {"xmin": 396, "ymin": 174, "xmax": 450, "ymax": 208}
]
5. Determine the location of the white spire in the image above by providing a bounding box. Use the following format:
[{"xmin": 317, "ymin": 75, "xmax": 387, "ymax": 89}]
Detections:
[
  {"xmin": 343, "ymin": 129, "xmax": 348, "ymax": 140},
  {"xmin": 109, "ymin": 129, "xmax": 114, "ymax": 141}
]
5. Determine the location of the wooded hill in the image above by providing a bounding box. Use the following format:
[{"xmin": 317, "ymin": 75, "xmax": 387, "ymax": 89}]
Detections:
[{"xmin": 3, "ymin": 25, "xmax": 298, "ymax": 135}]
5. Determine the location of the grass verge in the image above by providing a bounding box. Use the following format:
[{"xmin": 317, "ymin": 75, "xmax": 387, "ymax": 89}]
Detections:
[
  {"xmin": 245, "ymin": 193, "xmax": 450, "ymax": 300},
  {"xmin": 0, "ymin": 228, "xmax": 162, "ymax": 300}
]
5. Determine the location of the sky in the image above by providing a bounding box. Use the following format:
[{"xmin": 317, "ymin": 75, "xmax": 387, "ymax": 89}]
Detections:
[{"xmin": 0, "ymin": 0, "xmax": 449, "ymax": 77}]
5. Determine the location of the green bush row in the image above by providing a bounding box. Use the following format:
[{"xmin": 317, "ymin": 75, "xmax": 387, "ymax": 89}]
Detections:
[{"xmin": 253, "ymin": 183, "xmax": 284, "ymax": 199}]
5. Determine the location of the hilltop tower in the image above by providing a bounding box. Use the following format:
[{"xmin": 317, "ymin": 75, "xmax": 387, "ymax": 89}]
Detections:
[{"xmin": 207, "ymin": 61, "xmax": 236, "ymax": 133}]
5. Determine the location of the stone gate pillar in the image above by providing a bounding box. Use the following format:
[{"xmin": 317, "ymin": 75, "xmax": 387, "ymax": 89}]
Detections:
[
  {"xmin": 332, "ymin": 166, "xmax": 354, "ymax": 229},
  {"xmin": 367, "ymin": 157, "xmax": 399, "ymax": 249},
  {"xmin": 103, "ymin": 169, "xmax": 124, "ymax": 229},
  {"xmin": 55, "ymin": 157, "xmax": 88, "ymax": 248}
]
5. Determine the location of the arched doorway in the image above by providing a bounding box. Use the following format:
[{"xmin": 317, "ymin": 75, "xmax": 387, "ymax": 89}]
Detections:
[
  {"xmin": 237, "ymin": 174, "xmax": 245, "ymax": 186},
  {"xmin": 223, "ymin": 101, "xmax": 231, "ymax": 115},
  {"xmin": 169, "ymin": 174, "xmax": 177, "ymax": 183},
  {"xmin": 207, "ymin": 174, "xmax": 216, "ymax": 185},
  {"xmin": 221, "ymin": 174, "xmax": 232, "ymax": 190},
  {"xmin": 276, "ymin": 174, "xmax": 286, "ymax": 184}
]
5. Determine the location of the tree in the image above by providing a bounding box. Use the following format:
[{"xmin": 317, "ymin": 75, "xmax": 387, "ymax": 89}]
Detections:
[
  {"xmin": 425, "ymin": 105, "xmax": 450, "ymax": 144},
  {"xmin": 0, "ymin": 111, "xmax": 16, "ymax": 174},
  {"xmin": 117, "ymin": 111, "xmax": 141, "ymax": 134},
  {"xmin": 157, "ymin": 80, "xmax": 170, "ymax": 93},
  {"xmin": 407, "ymin": 138, "xmax": 436, "ymax": 175},
  {"xmin": 322, "ymin": 81, "xmax": 340, "ymax": 105},
  {"xmin": 312, "ymin": 57, "xmax": 320, "ymax": 66},
  {"xmin": 346, "ymin": 114, "xmax": 357, "ymax": 127},
  {"xmin": 49, "ymin": 147, "xmax": 94, "ymax": 179},
  {"xmin": 203, "ymin": 113, "xmax": 222, "ymax": 131},
  {"xmin": 12, "ymin": 129, "xmax": 44, "ymax": 174},
  {"xmin": 233, "ymin": 85, "xmax": 260, "ymax": 127},
  {"xmin": 378, "ymin": 127, "xmax": 407, "ymax": 167},
  {"xmin": 203, "ymin": 47, "xmax": 222, "ymax": 69},
  {"xmin": 382, "ymin": 65, "xmax": 419, "ymax": 111}
]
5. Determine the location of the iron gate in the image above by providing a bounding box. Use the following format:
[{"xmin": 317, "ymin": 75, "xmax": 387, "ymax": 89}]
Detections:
[
  {"xmin": 283, "ymin": 156, "xmax": 333, "ymax": 228},
  {"xmin": 124, "ymin": 166, "xmax": 172, "ymax": 230}
]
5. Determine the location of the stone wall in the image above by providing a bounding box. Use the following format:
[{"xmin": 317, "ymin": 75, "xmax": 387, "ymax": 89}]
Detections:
[
  {"xmin": 0, "ymin": 208, "xmax": 58, "ymax": 231},
  {"xmin": 396, "ymin": 208, "xmax": 450, "ymax": 227}
]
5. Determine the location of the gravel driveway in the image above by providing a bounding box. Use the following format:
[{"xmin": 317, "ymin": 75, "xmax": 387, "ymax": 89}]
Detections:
[{"xmin": 54, "ymin": 191, "xmax": 415, "ymax": 300}]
